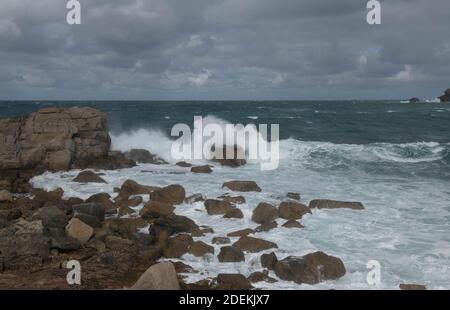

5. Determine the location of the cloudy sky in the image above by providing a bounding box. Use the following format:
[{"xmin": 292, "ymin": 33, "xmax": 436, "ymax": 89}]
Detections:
[{"xmin": 0, "ymin": 0, "xmax": 449, "ymax": 100}]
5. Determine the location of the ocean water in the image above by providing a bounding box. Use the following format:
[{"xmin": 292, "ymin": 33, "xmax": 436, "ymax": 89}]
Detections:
[{"xmin": 2, "ymin": 100, "xmax": 450, "ymax": 289}]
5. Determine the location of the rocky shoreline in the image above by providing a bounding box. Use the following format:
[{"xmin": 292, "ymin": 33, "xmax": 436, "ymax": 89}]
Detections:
[{"xmin": 0, "ymin": 107, "xmax": 425, "ymax": 290}]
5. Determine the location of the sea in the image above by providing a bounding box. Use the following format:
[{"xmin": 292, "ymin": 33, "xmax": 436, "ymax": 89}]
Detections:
[{"xmin": 1, "ymin": 100, "xmax": 449, "ymax": 289}]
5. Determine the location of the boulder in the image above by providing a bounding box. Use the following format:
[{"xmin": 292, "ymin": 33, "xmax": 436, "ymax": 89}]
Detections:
[
  {"xmin": 150, "ymin": 184, "xmax": 185, "ymax": 205},
  {"xmin": 227, "ymin": 228, "xmax": 254, "ymax": 237},
  {"xmin": 151, "ymin": 214, "xmax": 201, "ymax": 237},
  {"xmin": 223, "ymin": 208, "xmax": 244, "ymax": 219},
  {"xmin": 287, "ymin": 192, "xmax": 301, "ymax": 200},
  {"xmin": 184, "ymin": 193, "xmax": 204, "ymax": 204},
  {"xmin": 50, "ymin": 235, "xmax": 81, "ymax": 251},
  {"xmin": 204, "ymin": 199, "xmax": 235, "ymax": 215},
  {"xmin": 211, "ymin": 145, "xmax": 246, "ymax": 167},
  {"xmin": 74, "ymin": 212, "xmax": 102, "ymax": 228},
  {"xmin": 212, "ymin": 237, "xmax": 231, "ymax": 245},
  {"xmin": 261, "ymin": 252, "xmax": 278, "ymax": 270},
  {"xmin": 0, "ymin": 190, "xmax": 12, "ymax": 202},
  {"xmin": 233, "ymin": 236, "xmax": 278, "ymax": 253},
  {"xmin": 119, "ymin": 179, "xmax": 158, "ymax": 197},
  {"xmin": 124, "ymin": 149, "xmax": 167, "ymax": 164},
  {"xmin": 31, "ymin": 205, "xmax": 68, "ymax": 229},
  {"xmin": 0, "ymin": 180, "xmax": 11, "ymax": 191},
  {"xmin": 438, "ymin": 88, "xmax": 450, "ymax": 102},
  {"xmin": 282, "ymin": 220, "xmax": 304, "ymax": 229},
  {"xmin": 278, "ymin": 201, "xmax": 311, "ymax": 220},
  {"xmin": 218, "ymin": 194, "xmax": 246, "ymax": 204},
  {"xmin": 248, "ymin": 271, "xmax": 277, "ymax": 283},
  {"xmin": 255, "ymin": 221, "xmax": 277, "ymax": 232},
  {"xmin": 65, "ymin": 218, "xmax": 94, "ymax": 244},
  {"xmin": 72, "ymin": 151, "xmax": 136, "ymax": 170},
  {"xmin": 218, "ymin": 246, "xmax": 245, "ymax": 262},
  {"xmin": 191, "ymin": 165, "xmax": 213, "ymax": 174},
  {"xmin": 189, "ymin": 241, "xmax": 214, "ymax": 257},
  {"xmin": 252, "ymin": 202, "xmax": 278, "ymax": 224},
  {"xmin": 140, "ymin": 201, "xmax": 175, "ymax": 218},
  {"xmin": 73, "ymin": 170, "xmax": 107, "ymax": 183},
  {"xmin": 309, "ymin": 199, "xmax": 365, "ymax": 210},
  {"xmin": 216, "ymin": 274, "xmax": 252, "ymax": 290},
  {"xmin": 222, "ymin": 181, "xmax": 261, "ymax": 192},
  {"xmin": 131, "ymin": 262, "xmax": 180, "ymax": 290},
  {"xmin": 399, "ymin": 284, "xmax": 426, "ymax": 290},
  {"xmin": 274, "ymin": 251, "xmax": 346, "ymax": 284},
  {"xmin": 72, "ymin": 202, "xmax": 105, "ymax": 221},
  {"xmin": 163, "ymin": 234, "xmax": 194, "ymax": 258},
  {"xmin": 86, "ymin": 192, "xmax": 116, "ymax": 214},
  {"xmin": 176, "ymin": 161, "xmax": 192, "ymax": 167}
]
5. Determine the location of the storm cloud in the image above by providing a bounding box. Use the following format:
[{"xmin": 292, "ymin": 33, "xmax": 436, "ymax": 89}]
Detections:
[{"xmin": 0, "ymin": 0, "xmax": 449, "ymax": 100}]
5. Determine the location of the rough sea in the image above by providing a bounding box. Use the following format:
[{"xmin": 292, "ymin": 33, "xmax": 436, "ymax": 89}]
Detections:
[{"xmin": 1, "ymin": 100, "xmax": 449, "ymax": 289}]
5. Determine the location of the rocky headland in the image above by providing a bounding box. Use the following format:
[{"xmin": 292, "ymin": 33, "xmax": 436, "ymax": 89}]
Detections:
[{"xmin": 0, "ymin": 107, "xmax": 416, "ymax": 290}]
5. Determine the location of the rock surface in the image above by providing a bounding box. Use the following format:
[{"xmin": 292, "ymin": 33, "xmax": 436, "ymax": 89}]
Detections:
[
  {"xmin": 218, "ymin": 246, "xmax": 245, "ymax": 262},
  {"xmin": 131, "ymin": 262, "xmax": 180, "ymax": 290},
  {"xmin": 278, "ymin": 201, "xmax": 311, "ymax": 220},
  {"xmin": 252, "ymin": 202, "xmax": 278, "ymax": 224},
  {"xmin": 211, "ymin": 145, "xmax": 246, "ymax": 167},
  {"xmin": 309, "ymin": 199, "xmax": 364, "ymax": 210},
  {"xmin": 222, "ymin": 181, "xmax": 261, "ymax": 192},
  {"xmin": 124, "ymin": 149, "xmax": 167, "ymax": 164},
  {"xmin": 274, "ymin": 251, "xmax": 346, "ymax": 284},
  {"xmin": 233, "ymin": 236, "xmax": 278, "ymax": 253}
]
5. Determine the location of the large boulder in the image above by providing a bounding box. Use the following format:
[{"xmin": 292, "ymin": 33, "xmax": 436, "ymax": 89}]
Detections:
[
  {"xmin": 131, "ymin": 262, "xmax": 180, "ymax": 290},
  {"xmin": 278, "ymin": 201, "xmax": 311, "ymax": 220},
  {"xmin": 65, "ymin": 218, "xmax": 94, "ymax": 244},
  {"xmin": 216, "ymin": 274, "xmax": 252, "ymax": 290},
  {"xmin": 150, "ymin": 184, "xmax": 185, "ymax": 205},
  {"xmin": 274, "ymin": 251, "xmax": 346, "ymax": 284},
  {"xmin": 86, "ymin": 192, "xmax": 116, "ymax": 214},
  {"xmin": 223, "ymin": 181, "xmax": 261, "ymax": 192},
  {"xmin": 124, "ymin": 149, "xmax": 167, "ymax": 164},
  {"xmin": 218, "ymin": 246, "xmax": 245, "ymax": 262},
  {"xmin": 252, "ymin": 202, "xmax": 278, "ymax": 224},
  {"xmin": 233, "ymin": 236, "xmax": 278, "ymax": 253},
  {"xmin": 189, "ymin": 241, "xmax": 214, "ymax": 257},
  {"xmin": 204, "ymin": 199, "xmax": 235, "ymax": 215},
  {"xmin": 140, "ymin": 201, "xmax": 175, "ymax": 218},
  {"xmin": 163, "ymin": 234, "xmax": 193, "ymax": 258},
  {"xmin": 309, "ymin": 199, "xmax": 365, "ymax": 210}
]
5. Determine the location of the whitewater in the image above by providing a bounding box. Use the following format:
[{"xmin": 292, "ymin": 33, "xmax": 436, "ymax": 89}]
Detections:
[{"xmin": 31, "ymin": 114, "xmax": 450, "ymax": 290}]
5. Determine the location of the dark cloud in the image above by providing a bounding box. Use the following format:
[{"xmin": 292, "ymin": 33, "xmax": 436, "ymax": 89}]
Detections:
[{"xmin": 0, "ymin": 0, "xmax": 449, "ymax": 100}]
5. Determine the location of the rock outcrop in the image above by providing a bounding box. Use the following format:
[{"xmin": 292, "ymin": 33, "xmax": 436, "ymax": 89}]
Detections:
[
  {"xmin": 0, "ymin": 107, "xmax": 135, "ymax": 192},
  {"xmin": 438, "ymin": 88, "xmax": 450, "ymax": 102}
]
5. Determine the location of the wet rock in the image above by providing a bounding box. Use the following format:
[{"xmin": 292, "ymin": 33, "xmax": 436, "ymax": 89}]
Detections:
[
  {"xmin": 222, "ymin": 181, "xmax": 261, "ymax": 192},
  {"xmin": 204, "ymin": 199, "xmax": 235, "ymax": 215},
  {"xmin": 164, "ymin": 234, "xmax": 194, "ymax": 258},
  {"xmin": 248, "ymin": 271, "xmax": 277, "ymax": 283},
  {"xmin": 74, "ymin": 212, "xmax": 102, "ymax": 228},
  {"xmin": 151, "ymin": 214, "xmax": 201, "ymax": 237},
  {"xmin": 218, "ymin": 246, "xmax": 245, "ymax": 262},
  {"xmin": 189, "ymin": 241, "xmax": 214, "ymax": 257},
  {"xmin": 140, "ymin": 201, "xmax": 175, "ymax": 218},
  {"xmin": 252, "ymin": 202, "xmax": 278, "ymax": 224},
  {"xmin": 218, "ymin": 194, "xmax": 246, "ymax": 204},
  {"xmin": 217, "ymin": 274, "xmax": 252, "ymax": 290},
  {"xmin": 73, "ymin": 151, "xmax": 136, "ymax": 170},
  {"xmin": 150, "ymin": 184, "xmax": 185, "ymax": 205},
  {"xmin": 86, "ymin": 192, "xmax": 116, "ymax": 215},
  {"xmin": 233, "ymin": 236, "xmax": 278, "ymax": 253},
  {"xmin": 73, "ymin": 170, "xmax": 107, "ymax": 183},
  {"xmin": 0, "ymin": 190, "xmax": 12, "ymax": 202},
  {"xmin": 211, "ymin": 145, "xmax": 247, "ymax": 167},
  {"xmin": 191, "ymin": 165, "xmax": 213, "ymax": 174},
  {"xmin": 438, "ymin": 88, "xmax": 450, "ymax": 102},
  {"xmin": 50, "ymin": 235, "xmax": 81, "ymax": 251},
  {"xmin": 278, "ymin": 201, "xmax": 311, "ymax": 220},
  {"xmin": 309, "ymin": 199, "xmax": 365, "ymax": 210},
  {"xmin": 287, "ymin": 192, "xmax": 301, "ymax": 200},
  {"xmin": 274, "ymin": 251, "xmax": 346, "ymax": 284},
  {"xmin": 223, "ymin": 207, "xmax": 244, "ymax": 219},
  {"xmin": 212, "ymin": 237, "xmax": 231, "ymax": 245},
  {"xmin": 124, "ymin": 149, "xmax": 167, "ymax": 164},
  {"xmin": 73, "ymin": 202, "xmax": 105, "ymax": 221},
  {"xmin": 399, "ymin": 284, "xmax": 426, "ymax": 290},
  {"xmin": 119, "ymin": 179, "xmax": 158, "ymax": 197},
  {"xmin": 131, "ymin": 262, "xmax": 180, "ymax": 290},
  {"xmin": 176, "ymin": 161, "xmax": 192, "ymax": 167},
  {"xmin": 31, "ymin": 205, "xmax": 69, "ymax": 229},
  {"xmin": 65, "ymin": 218, "xmax": 94, "ymax": 244},
  {"xmin": 282, "ymin": 220, "xmax": 304, "ymax": 229},
  {"xmin": 227, "ymin": 228, "xmax": 254, "ymax": 237},
  {"xmin": 408, "ymin": 97, "xmax": 420, "ymax": 103},
  {"xmin": 255, "ymin": 221, "xmax": 277, "ymax": 232},
  {"xmin": 184, "ymin": 193, "xmax": 204, "ymax": 204},
  {"xmin": 261, "ymin": 252, "xmax": 278, "ymax": 270}
]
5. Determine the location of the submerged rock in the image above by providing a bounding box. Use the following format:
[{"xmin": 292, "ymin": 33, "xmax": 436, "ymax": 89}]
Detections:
[
  {"xmin": 309, "ymin": 199, "xmax": 365, "ymax": 210},
  {"xmin": 191, "ymin": 165, "xmax": 213, "ymax": 174},
  {"xmin": 222, "ymin": 181, "xmax": 261, "ymax": 192}
]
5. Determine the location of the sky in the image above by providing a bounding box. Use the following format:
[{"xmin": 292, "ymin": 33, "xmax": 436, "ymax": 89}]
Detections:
[{"xmin": 0, "ymin": 0, "xmax": 449, "ymax": 100}]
